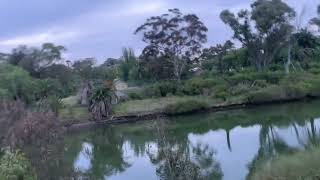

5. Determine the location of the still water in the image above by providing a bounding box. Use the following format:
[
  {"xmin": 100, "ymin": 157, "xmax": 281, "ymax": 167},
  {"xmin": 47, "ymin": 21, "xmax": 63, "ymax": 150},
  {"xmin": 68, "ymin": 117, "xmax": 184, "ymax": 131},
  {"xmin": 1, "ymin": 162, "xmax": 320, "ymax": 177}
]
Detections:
[{"xmin": 39, "ymin": 100, "xmax": 320, "ymax": 180}]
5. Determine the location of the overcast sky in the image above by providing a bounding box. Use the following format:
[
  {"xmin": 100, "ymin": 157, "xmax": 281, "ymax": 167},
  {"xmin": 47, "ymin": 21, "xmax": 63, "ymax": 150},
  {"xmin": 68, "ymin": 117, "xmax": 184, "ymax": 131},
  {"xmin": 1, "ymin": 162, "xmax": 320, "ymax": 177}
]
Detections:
[{"xmin": 0, "ymin": 0, "xmax": 318, "ymax": 62}]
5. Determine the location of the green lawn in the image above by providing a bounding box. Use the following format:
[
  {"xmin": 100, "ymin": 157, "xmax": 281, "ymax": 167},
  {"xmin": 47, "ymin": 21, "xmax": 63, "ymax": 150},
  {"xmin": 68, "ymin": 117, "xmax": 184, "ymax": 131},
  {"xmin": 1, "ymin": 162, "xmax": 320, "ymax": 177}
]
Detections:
[
  {"xmin": 60, "ymin": 96, "xmax": 90, "ymax": 122},
  {"xmin": 113, "ymin": 96, "xmax": 221, "ymax": 116},
  {"xmin": 60, "ymin": 95, "xmax": 223, "ymax": 121}
]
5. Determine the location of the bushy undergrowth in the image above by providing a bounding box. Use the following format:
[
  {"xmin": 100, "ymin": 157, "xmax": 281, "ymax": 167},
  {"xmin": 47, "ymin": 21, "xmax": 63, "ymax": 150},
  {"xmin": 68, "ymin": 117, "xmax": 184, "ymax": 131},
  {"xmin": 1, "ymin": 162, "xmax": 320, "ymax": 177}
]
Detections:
[
  {"xmin": 0, "ymin": 101, "xmax": 61, "ymax": 148},
  {"xmin": 0, "ymin": 148, "xmax": 36, "ymax": 180},
  {"xmin": 247, "ymin": 73, "xmax": 320, "ymax": 103},
  {"xmin": 145, "ymin": 81, "xmax": 180, "ymax": 97},
  {"xmin": 182, "ymin": 78, "xmax": 219, "ymax": 95},
  {"xmin": 126, "ymin": 71, "xmax": 320, "ymax": 107},
  {"xmin": 164, "ymin": 99, "xmax": 209, "ymax": 115}
]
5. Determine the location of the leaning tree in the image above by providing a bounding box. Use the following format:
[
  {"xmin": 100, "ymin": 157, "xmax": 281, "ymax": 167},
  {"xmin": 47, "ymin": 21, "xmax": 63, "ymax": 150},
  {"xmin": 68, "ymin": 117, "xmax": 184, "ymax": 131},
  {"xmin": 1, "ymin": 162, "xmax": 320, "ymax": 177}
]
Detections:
[
  {"xmin": 9, "ymin": 43, "xmax": 66, "ymax": 78},
  {"xmin": 135, "ymin": 8, "xmax": 208, "ymax": 81},
  {"xmin": 220, "ymin": 0, "xmax": 296, "ymax": 70}
]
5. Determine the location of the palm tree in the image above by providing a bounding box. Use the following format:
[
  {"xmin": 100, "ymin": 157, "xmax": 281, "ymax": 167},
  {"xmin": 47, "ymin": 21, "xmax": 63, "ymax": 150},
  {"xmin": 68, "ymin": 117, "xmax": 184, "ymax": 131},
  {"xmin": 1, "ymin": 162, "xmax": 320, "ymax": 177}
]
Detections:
[{"xmin": 89, "ymin": 81, "xmax": 117, "ymax": 121}]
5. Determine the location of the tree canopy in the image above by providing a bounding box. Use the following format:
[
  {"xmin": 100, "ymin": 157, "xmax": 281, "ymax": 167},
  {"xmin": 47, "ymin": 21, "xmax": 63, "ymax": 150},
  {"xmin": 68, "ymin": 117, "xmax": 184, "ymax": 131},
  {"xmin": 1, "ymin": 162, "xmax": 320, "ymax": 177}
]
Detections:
[{"xmin": 135, "ymin": 8, "xmax": 208, "ymax": 80}]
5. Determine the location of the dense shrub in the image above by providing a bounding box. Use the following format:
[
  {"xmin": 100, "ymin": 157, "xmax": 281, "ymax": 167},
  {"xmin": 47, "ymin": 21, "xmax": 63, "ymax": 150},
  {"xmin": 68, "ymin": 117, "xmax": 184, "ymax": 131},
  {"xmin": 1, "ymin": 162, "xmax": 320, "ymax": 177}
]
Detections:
[
  {"xmin": 247, "ymin": 85, "xmax": 287, "ymax": 103},
  {"xmin": 0, "ymin": 88, "xmax": 9, "ymax": 99},
  {"xmin": 228, "ymin": 71, "xmax": 284, "ymax": 85},
  {"xmin": 307, "ymin": 79, "xmax": 320, "ymax": 97},
  {"xmin": 0, "ymin": 100, "xmax": 61, "ymax": 148},
  {"xmin": 247, "ymin": 83, "xmax": 308, "ymax": 104},
  {"xmin": 230, "ymin": 83, "xmax": 253, "ymax": 96},
  {"xmin": 127, "ymin": 90, "xmax": 145, "ymax": 100},
  {"xmin": 145, "ymin": 81, "xmax": 180, "ymax": 97},
  {"xmin": 164, "ymin": 100, "xmax": 209, "ymax": 115},
  {"xmin": 182, "ymin": 78, "xmax": 218, "ymax": 95},
  {"xmin": 7, "ymin": 111, "xmax": 61, "ymax": 147},
  {"xmin": 308, "ymin": 62, "xmax": 320, "ymax": 74},
  {"xmin": 0, "ymin": 64, "xmax": 39, "ymax": 103},
  {"xmin": 36, "ymin": 96, "xmax": 63, "ymax": 115},
  {"xmin": 0, "ymin": 149, "xmax": 36, "ymax": 180},
  {"xmin": 36, "ymin": 78, "xmax": 64, "ymax": 98}
]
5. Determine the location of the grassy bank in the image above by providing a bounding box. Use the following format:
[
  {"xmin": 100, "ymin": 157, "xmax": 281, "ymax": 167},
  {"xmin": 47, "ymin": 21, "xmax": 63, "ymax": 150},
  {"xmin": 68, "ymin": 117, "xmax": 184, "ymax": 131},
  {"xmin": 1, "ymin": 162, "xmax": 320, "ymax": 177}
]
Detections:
[
  {"xmin": 59, "ymin": 71, "xmax": 320, "ymax": 122},
  {"xmin": 59, "ymin": 96, "xmax": 89, "ymax": 123},
  {"xmin": 250, "ymin": 147, "xmax": 320, "ymax": 180},
  {"xmin": 116, "ymin": 71, "xmax": 320, "ymax": 116},
  {"xmin": 113, "ymin": 96, "xmax": 221, "ymax": 116}
]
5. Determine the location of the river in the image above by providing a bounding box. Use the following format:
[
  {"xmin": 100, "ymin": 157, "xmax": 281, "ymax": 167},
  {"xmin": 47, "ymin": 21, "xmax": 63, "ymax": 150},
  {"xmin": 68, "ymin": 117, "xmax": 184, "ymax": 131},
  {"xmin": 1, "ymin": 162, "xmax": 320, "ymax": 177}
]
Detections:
[{"xmin": 33, "ymin": 100, "xmax": 320, "ymax": 180}]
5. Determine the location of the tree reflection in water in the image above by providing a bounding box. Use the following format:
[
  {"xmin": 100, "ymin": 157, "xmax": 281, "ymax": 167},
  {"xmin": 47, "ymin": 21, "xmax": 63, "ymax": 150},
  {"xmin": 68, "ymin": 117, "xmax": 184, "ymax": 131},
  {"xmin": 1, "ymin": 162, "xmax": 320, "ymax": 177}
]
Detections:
[
  {"xmin": 247, "ymin": 118, "xmax": 320, "ymax": 179},
  {"xmin": 72, "ymin": 128, "xmax": 131, "ymax": 179},
  {"xmin": 147, "ymin": 119, "xmax": 223, "ymax": 180}
]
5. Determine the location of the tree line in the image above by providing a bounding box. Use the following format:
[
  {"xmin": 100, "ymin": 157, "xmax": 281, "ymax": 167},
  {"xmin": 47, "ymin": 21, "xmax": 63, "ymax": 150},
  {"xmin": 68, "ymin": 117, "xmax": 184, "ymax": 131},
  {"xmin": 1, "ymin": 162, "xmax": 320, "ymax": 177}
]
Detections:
[{"xmin": 0, "ymin": 0, "xmax": 319, "ymax": 120}]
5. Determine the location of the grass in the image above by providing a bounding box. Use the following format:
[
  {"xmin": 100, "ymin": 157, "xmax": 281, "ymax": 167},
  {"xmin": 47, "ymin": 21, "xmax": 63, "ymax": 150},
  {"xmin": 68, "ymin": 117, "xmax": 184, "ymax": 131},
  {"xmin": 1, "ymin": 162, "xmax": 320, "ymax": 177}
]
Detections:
[
  {"xmin": 164, "ymin": 99, "xmax": 209, "ymax": 115},
  {"xmin": 250, "ymin": 147, "xmax": 320, "ymax": 180},
  {"xmin": 59, "ymin": 95, "xmax": 220, "ymax": 121},
  {"xmin": 59, "ymin": 106, "xmax": 89, "ymax": 122},
  {"xmin": 61, "ymin": 96, "xmax": 78, "ymax": 106},
  {"xmin": 59, "ymin": 72, "xmax": 320, "ymax": 120},
  {"xmin": 113, "ymin": 96, "xmax": 221, "ymax": 116},
  {"xmin": 59, "ymin": 96, "xmax": 89, "ymax": 122}
]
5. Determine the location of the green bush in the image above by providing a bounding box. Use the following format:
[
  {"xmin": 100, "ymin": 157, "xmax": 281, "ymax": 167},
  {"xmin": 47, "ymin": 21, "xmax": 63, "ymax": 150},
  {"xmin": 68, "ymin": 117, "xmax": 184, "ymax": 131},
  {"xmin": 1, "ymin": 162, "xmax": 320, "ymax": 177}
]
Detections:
[
  {"xmin": 0, "ymin": 63, "xmax": 39, "ymax": 103},
  {"xmin": 230, "ymin": 83, "xmax": 253, "ymax": 96},
  {"xmin": 127, "ymin": 90, "xmax": 145, "ymax": 100},
  {"xmin": 182, "ymin": 78, "xmax": 218, "ymax": 95},
  {"xmin": 36, "ymin": 78, "xmax": 64, "ymax": 98},
  {"xmin": 247, "ymin": 85, "xmax": 283, "ymax": 103},
  {"xmin": 308, "ymin": 84, "xmax": 320, "ymax": 97},
  {"xmin": 0, "ymin": 149, "xmax": 36, "ymax": 180},
  {"xmin": 0, "ymin": 88, "xmax": 9, "ymax": 100},
  {"xmin": 211, "ymin": 82, "xmax": 230, "ymax": 100},
  {"xmin": 145, "ymin": 81, "xmax": 179, "ymax": 97},
  {"xmin": 228, "ymin": 71, "xmax": 284, "ymax": 85},
  {"xmin": 308, "ymin": 62, "xmax": 320, "ymax": 74},
  {"xmin": 247, "ymin": 83, "xmax": 308, "ymax": 104},
  {"xmin": 164, "ymin": 100, "xmax": 209, "ymax": 115}
]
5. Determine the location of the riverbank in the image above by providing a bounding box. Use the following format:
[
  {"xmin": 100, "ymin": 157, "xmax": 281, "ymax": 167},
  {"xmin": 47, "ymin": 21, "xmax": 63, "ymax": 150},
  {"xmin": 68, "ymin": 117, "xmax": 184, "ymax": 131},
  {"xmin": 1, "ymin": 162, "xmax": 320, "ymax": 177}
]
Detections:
[
  {"xmin": 62, "ymin": 95, "xmax": 315, "ymax": 130},
  {"xmin": 61, "ymin": 71, "xmax": 320, "ymax": 129}
]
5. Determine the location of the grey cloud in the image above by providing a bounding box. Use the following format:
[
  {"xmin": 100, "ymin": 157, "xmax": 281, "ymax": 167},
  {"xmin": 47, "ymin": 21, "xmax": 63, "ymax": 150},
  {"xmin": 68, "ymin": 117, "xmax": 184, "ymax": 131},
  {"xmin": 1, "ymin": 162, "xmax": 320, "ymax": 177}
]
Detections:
[{"xmin": 0, "ymin": 0, "xmax": 318, "ymax": 62}]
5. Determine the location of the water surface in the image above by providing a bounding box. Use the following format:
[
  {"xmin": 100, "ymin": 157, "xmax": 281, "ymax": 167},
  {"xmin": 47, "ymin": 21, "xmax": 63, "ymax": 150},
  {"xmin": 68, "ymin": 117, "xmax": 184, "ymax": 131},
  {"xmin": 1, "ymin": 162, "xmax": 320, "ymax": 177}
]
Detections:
[{"xmin": 36, "ymin": 100, "xmax": 320, "ymax": 180}]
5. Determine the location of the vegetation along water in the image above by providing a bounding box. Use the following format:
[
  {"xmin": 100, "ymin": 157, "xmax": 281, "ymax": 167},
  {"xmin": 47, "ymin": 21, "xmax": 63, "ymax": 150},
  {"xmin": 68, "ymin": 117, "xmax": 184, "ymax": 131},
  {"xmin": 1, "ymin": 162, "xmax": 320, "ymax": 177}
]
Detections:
[{"xmin": 1, "ymin": 0, "xmax": 320, "ymax": 179}]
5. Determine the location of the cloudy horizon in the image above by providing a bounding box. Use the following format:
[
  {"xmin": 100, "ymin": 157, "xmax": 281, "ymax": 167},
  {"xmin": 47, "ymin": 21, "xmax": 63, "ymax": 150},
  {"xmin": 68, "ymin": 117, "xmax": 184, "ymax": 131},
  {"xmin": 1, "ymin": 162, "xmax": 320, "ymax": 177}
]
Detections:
[{"xmin": 0, "ymin": 0, "xmax": 318, "ymax": 62}]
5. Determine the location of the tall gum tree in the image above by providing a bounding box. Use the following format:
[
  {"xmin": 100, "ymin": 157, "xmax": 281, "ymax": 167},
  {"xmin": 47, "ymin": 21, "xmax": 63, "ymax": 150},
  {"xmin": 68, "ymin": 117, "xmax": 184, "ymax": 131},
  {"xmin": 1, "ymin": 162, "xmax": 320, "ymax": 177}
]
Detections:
[
  {"xmin": 220, "ymin": 0, "xmax": 296, "ymax": 71},
  {"xmin": 135, "ymin": 8, "xmax": 208, "ymax": 81}
]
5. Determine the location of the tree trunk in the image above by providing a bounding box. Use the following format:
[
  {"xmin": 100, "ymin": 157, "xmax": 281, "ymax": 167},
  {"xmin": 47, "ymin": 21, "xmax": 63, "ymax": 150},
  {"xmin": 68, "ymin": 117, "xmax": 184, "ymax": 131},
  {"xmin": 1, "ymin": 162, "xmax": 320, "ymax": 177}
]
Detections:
[
  {"xmin": 173, "ymin": 57, "xmax": 182, "ymax": 83},
  {"xmin": 285, "ymin": 44, "xmax": 292, "ymax": 74},
  {"xmin": 77, "ymin": 81, "xmax": 93, "ymax": 105}
]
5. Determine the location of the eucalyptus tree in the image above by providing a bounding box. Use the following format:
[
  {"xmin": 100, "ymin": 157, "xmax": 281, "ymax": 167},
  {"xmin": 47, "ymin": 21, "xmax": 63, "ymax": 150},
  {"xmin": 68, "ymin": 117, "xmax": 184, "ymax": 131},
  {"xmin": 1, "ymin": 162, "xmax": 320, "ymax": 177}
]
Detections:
[
  {"xmin": 220, "ymin": 0, "xmax": 296, "ymax": 70},
  {"xmin": 291, "ymin": 29, "xmax": 320, "ymax": 69},
  {"xmin": 8, "ymin": 43, "xmax": 66, "ymax": 77},
  {"xmin": 135, "ymin": 8, "xmax": 208, "ymax": 81},
  {"xmin": 200, "ymin": 40, "xmax": 234, "ymax": 74},
  {"xmin": 310, "ymin": 5, "xmax": 320, "ymax": 27}
]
